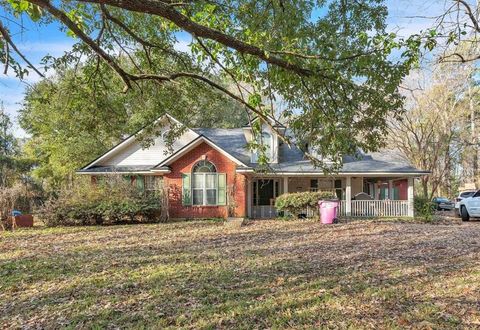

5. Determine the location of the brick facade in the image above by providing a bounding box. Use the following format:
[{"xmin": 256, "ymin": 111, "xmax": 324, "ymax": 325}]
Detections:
[{"xmin": 164, "ymin": 142, "xmax": 247, "ymax": 219}]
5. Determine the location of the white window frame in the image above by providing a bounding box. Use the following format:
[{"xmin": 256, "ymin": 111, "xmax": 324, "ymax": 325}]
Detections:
[
  {"xmin": 191, "ymin": 160, "xmax": 218, "ymax": 206},
  {"xmin": 192, "ymin": 173, "xmax": 218, "ymax": 206},
  {"xmin": 145, "ymin": 176, "xmax": 162, "ymax": 193}
]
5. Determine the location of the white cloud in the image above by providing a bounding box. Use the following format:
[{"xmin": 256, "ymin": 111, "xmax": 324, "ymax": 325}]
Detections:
[{"xmin": 17, "ymin": 40, "xmax": 75, "ymax": 55}]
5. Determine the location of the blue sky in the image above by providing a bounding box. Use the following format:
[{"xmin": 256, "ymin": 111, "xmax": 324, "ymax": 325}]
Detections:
[{"xmin": 0, "ymin": 0, "xmax": 445, "ymax": 137}]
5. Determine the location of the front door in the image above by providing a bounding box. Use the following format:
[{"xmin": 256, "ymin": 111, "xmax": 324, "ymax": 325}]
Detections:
[
  {"xmin": 252, "ymin": 179, "xmax": 280, "ymax": 218},
  {"xmin": 253, "ymin": 179, "xmax": 280, "ymax": 206}
]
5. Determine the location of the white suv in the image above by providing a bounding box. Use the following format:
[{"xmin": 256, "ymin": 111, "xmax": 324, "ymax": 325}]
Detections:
[
  {"xmin": 458, "ymin": 190, "xmax": 480, "ymax": 221},
  {"xmin": 455, "ymin": 190, "xmax": 476, "ymax": 213}
]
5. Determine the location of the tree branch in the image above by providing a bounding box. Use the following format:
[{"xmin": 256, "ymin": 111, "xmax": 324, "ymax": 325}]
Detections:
[
  {"xmin": 0, "ymin": 20, "xmax": 44, "ymax": 78},
  {"xmin": 457, "ymin": 0, "xmax": 480, "ymax": 33},
  {"xmin": 75, "ymin": 0, "xmax": 318, "ymax": 77},
  {"xmin": 28, "ymin": 0, "xmax": 132, "ymax": 89}
]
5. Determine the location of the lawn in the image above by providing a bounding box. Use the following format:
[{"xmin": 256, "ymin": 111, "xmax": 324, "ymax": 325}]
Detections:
[{"xmin": 1, "ymin": 219, "xmax": 480, "ymax": 329}]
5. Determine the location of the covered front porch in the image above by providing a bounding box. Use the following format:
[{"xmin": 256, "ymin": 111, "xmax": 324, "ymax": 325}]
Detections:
[{"xmin": 246, "ymin": 175, "xmax": 415, "ymax": 219}]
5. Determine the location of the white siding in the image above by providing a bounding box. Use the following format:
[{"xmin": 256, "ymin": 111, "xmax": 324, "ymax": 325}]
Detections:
[
  {"xmin": 98, "ymin": 126, "xmax": 198, "ymax": 167},
  {"xmin": 247, "ymin": 123, "xmax": 279, "ymax": 164}
]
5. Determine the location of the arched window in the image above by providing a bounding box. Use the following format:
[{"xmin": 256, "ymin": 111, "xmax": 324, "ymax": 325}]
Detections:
[
  {"xmin": 192, "ymin": 160, "xmax": 217, "ymax": 173},
  {"xmin": 192, "ymin": 160, "xmax": 217, "ymax": 205}
]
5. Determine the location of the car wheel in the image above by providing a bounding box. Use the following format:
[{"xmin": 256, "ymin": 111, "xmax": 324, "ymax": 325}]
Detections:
[{"xmin": 461, "ymin": 206, "xmax": 470, "ymax": 222}]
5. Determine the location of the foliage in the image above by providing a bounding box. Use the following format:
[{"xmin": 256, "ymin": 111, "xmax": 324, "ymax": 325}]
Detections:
[
  {"xmin": 419, "ymin": 2, "xmax": 480, "ymax": 64},
  {"xmin": 388, "ymin": 62, "xmax": 475, "ymax": 199},
  {"xmin": 414, "ymin": 196, "xmax": 436, "ymax": 222},
  {"xmin": 39, "ymin": 176, "xmax": 165, "ymax": 226},
  {"xmin": 275, "ymin": 191, "xmax": 336, "ymax": 217},
  {"xmin": 0, "ymin": 182, "xmax": 43, "ymax": 228},
  {"xmin": 0, "ymin": 106, "xmax": 36, "ymax": 189},
  {"xmin": 19, "ymin": 63, "xmax": 247, "ymax": 188},
  {"xmin": 2, "ymin": 0, "xmax": 419, "ymax": 171}
]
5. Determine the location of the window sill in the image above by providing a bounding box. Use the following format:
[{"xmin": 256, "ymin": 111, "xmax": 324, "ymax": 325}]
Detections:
[{"xmin": 190, "ymin": 205, "xmax": 225, "ymax": 208}]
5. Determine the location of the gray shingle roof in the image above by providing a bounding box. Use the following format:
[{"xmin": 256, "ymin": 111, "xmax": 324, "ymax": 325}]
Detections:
[
  {"xmin": 195, "ymin": 128, "xmax": 427, "ymax": 174},
  {"xmin": 79, "ymin": 128, "xmax": 427, "ymax": 175},
  {"xmin": 193, "ymin": 128, "xmax": 251, "ymax": 165}
]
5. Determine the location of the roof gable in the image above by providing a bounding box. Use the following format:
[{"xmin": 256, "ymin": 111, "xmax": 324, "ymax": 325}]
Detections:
[
  {"xmin": 154, "ymin": 135, "xmax": 249, "ymax": 168},
  {"xmin": 80, "ymin": 114, "xmax": 199, "ymax": 170}
]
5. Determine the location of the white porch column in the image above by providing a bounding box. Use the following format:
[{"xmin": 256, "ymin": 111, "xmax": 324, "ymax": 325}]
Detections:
[
  {"xmin": 247, "ymin": 177, "xmax": 252, "ymax": 218},
  {"xmin": 346, "ymin": 176, "xmax": 352, "ymax": 216},
  {"xmin": 283, "ymin": 176, "xmax": 289, "ymax": 194},
  {"xmin": 407, "ymin": 177, "xmax": 414, "ymax": 217},
  {"xmin": 388, "ymin": 180, "xmax": 394, "ymax": 200}
]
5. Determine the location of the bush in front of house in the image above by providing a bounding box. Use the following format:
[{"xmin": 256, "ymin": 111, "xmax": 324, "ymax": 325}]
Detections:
[
  {"xmin": 275, "ymin": 191, "xmax": 337, "ymax": 218},
  {"xmin": 414, "ymin": 196, "xmax": 436, "ymax": 222},
  {"xmin": 39, "ymin": 177, "xmax": 166, "ymax": 226}
]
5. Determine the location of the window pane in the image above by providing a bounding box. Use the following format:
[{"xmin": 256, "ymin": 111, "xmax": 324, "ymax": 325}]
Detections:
[
  {"xmin": 206, "ymin": 189, "xmax": 217, "ymax": 205},
  {"xmin": 205, "ymin": 174, "xmax": 217, "ymax": 188},
  {"xmin": 193, "ymin": 160, "xmax": 216, "ymax": 173},
  {"xmin": 193, "ymin": 174, "xmax": 205, "ymax": 188},
  {"xmin": 193, "ymin": 189, "xmax": 203, "ymax": 205},
  {"xmin": 262, "ymin": 132, "xmax": 272, "ymax": 159},
  {"xmin": 145, "ymin": 176, "xmax": 157, "ymax": 190}
]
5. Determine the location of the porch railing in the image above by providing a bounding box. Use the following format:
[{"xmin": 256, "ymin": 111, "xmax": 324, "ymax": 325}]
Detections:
[
  {"xmin": 251, "ymin": 200, "xmax": 410, "ymax": 219},
  {"xmin": 251, "ymin": 206, "xmax": 316, "ymax": 219},
  {"xmin": 251, "ymin": 205, "xmax": 278, "ymax": 219},
  {"xmin": 339, "ymin": 200, "xmax": 409, "ymax": 217}
]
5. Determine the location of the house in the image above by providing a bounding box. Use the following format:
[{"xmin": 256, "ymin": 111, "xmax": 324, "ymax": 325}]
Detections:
[{"xmin": 77, "ymin": 114, "xmax": 428, "ymax": 219}]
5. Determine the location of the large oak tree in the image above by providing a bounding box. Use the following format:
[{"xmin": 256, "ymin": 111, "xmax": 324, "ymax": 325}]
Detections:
[{"xmin": 0, "ymin": 0, "xmax": 418, "ymax": 169}]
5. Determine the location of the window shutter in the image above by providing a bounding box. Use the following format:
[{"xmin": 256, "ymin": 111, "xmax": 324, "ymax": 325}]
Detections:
[
  {"xmin": 217, "ymin": 173, "xmax": 226, "ymax": 206},
  {"xmin": 97, "ymin": 176, "xmax": 105, "ymax": 185},
  {"xmin": 182, "ymin": 173, "xmax": 191, "ymax": 205},
  {"xmin": 393, "ymin": 187, "xmax": 400, "ymax": 200},
  {"xmin": 136, "ymin": 175, "xmax": 144, "ymax": 192}
]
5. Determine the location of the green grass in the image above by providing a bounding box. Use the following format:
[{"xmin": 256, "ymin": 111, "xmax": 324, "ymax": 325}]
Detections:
[{"xmin": 1, "ymin": 220, "xmax": 480, "ymax": 329}]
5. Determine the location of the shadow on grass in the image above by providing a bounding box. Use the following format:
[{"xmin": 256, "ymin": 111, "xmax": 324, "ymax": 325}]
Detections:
[{"xmin": 1, "ymin": 220, "xmax": 480, "ymax": 328}]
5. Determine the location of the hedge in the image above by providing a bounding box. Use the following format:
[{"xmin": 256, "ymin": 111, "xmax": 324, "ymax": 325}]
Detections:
[
  {"xmin": 39, "ymin": 177, "xmax": 166, "ymax": 226},
  {"xmin": 275, "ymin": 191, "xmax": 337, "ymax": 217}
]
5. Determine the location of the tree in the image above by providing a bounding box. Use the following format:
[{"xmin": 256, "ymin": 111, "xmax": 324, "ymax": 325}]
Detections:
[
  {"xmin": 19, "ymin": 61, "xmax": 247, "ymax": 187},
  {"xmin": 0, "ymin": 104, "xmax": 19, "ymax": 187},
  {"xmin": 1, "ymin": 0, "xmax": 417, "ymax": 169},
  {"xmin": 420, "ymin": 1, "xmax": 480, "ymax": 63},
  {"xmin": 0, "ymin": 104, "xmax": 34, "ymax": 187},
  {"xmin": 388, "ymin": 62, "xmax": 475, "ymax": 198}
]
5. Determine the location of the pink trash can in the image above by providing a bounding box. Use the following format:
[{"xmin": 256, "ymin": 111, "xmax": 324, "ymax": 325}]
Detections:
[{"xmin": 318, "ymin": 200, "xmax": 339, "ymax": 224}]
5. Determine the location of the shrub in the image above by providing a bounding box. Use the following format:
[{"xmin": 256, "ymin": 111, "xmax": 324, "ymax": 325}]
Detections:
[
  {"xmin": 39, "ymin": 177, "xmax": 166, "ymax": 226},
  {"xmin": 414, "ymin": 196, "xmax": 435, "ymax": 222},
  {"xmin": 275, "ymin": 191, "xmax": 336, "ymax": 218},
  {"xmin": 1, "ymin": 182, "xmax": 44, "ymax": 229}
]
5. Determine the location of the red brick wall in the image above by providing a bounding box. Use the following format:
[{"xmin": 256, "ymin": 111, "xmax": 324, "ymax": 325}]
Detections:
[{"xmin": 164, "ymin": 142, "xmax": 247, "ymax": 219}]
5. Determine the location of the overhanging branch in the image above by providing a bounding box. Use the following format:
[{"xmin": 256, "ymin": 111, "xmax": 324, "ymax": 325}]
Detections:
[
  {"xmin": 74, "ymin": 0, "xmax": 318, "ymax": 77},
  {"xmin": 0, "ymin": 20, "xmax": 44, "ymax": 78}
]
